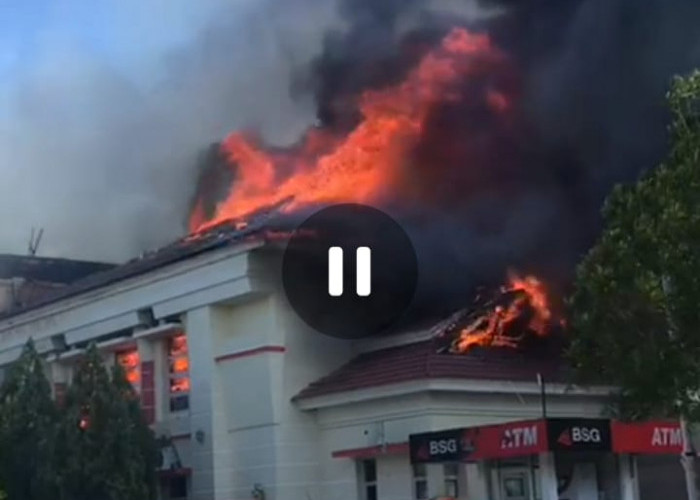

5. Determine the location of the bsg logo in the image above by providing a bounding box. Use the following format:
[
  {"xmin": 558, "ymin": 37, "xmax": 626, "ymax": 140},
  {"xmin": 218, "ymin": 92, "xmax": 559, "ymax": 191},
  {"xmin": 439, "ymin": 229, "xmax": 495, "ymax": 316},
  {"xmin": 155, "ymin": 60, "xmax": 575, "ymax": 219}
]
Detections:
[
  {"xmin": 429, "ymin": 438, "xmax": 458, "ymax": 456},
  {"xmin": 571, "ymin": 427, "xmax": 602, "ymax": 443}
]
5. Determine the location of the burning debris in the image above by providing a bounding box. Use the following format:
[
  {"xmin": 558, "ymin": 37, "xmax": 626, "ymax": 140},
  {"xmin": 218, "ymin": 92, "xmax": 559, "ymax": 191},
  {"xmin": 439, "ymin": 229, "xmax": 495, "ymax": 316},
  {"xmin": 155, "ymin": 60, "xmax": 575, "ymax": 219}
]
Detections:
[{"xmin": 433, "ymin": 272, "xmax": 561, "ymax": 355}]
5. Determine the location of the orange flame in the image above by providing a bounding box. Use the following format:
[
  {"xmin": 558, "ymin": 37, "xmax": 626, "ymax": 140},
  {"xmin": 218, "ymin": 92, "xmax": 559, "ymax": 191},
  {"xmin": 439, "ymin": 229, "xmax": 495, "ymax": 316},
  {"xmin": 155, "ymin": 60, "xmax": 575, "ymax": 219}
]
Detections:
[
  {"xmin": 189, "ymin": 28, "xmax": 504, "ymax": 233},
  {"xmin": 116, "ymin": 349, "xmax": 141, "ymax": 385},
  {"xmin": 452, "ymin": 272, "xmax": 552, "ymax": 353}
]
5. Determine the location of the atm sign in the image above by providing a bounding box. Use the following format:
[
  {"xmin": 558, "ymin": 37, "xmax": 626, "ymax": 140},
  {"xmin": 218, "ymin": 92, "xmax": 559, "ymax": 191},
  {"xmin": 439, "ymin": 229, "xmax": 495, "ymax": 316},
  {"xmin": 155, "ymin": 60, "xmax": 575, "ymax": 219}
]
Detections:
[{"xmin": 612, "ymin": 421, "xmax": 683, "ymax": 454}]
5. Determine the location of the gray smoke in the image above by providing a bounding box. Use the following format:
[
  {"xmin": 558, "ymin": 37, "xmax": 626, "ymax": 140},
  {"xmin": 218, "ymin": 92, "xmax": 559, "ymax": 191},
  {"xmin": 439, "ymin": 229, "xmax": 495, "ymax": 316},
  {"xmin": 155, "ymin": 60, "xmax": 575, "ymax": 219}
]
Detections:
[
  {"xmin": 0, "ymin": 0, "xmax": 342, "ymax": 262},
  {"xmin": 1, "ymin": 0, "xmax": 699, "ymax": 281}
]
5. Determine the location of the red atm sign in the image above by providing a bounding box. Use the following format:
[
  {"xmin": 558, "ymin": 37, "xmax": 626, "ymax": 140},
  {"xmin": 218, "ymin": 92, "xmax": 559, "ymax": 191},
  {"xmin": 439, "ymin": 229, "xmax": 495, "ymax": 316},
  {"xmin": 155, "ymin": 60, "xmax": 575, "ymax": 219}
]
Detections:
[
  {"xmin": 409, "ymin": 418, "xmax": 683, "ymax": 463},
  {"xmin": 409, "ymin": 419, "xmax": 548, "ymax": 463},
  {"xmin": 611, "ymin": 421, "xmax": 682, "ymax": 454}
]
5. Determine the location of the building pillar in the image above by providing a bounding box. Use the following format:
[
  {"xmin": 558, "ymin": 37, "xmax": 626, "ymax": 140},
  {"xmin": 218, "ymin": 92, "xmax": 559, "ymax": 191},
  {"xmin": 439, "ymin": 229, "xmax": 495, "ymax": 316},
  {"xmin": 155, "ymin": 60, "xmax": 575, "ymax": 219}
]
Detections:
[
  {"xmin": 185, "ymin": 306, "xmax": 226, "ymax": 500},
  {"xmin": 465, "ymin": 462, "xmax": 489, "ymax": 499},
  {"xmin": 619, "ymin": 454, "xmax": 640, "ymax": 500},
  {"xmin": 49, "ymin": 362, "xmax": 69, "ymax": 407},
  {"xmin": 539, "ymin": 452, "xmax": 559, "ymax": 500},
  {"xmin": 426, "ymin": 463, "xmax": 445, "ymax": 498}
]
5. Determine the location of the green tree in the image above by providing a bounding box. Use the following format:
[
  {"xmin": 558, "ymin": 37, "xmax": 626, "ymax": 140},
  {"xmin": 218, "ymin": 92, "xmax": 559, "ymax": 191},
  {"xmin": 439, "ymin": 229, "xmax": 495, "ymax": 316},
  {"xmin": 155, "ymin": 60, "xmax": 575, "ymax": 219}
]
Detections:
[
  {"xmin": 57, "ymin": 343, "xmax": 159, "ymax": 500},
  {"xmin": 0, "ymin": 339, "xmax": 58, "ymax": 500},
  {"xmin": 569, "ymin": 70, "xmax": 700, "ymax": 499},
  {"xmin": 109, "ymin": 362, "xmax": 160, "ymax": 500}
]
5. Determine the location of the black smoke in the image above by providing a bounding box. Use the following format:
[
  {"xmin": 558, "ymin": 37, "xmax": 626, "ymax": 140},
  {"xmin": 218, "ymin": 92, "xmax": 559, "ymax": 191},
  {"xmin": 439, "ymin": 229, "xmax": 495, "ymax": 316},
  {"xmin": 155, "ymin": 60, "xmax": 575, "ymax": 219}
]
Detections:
[{"xmin": 292, "ymin": 0, "xmax": 700, "ymax": 321}]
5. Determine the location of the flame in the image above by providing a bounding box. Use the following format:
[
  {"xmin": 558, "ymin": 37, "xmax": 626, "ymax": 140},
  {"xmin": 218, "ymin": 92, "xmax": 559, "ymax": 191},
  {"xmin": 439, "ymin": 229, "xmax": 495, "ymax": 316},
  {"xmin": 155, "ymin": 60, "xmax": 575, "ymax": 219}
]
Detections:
[
  {"xmin": 116, "ymin": 349, "xmax": 141, "ymax": 385},
  {"xmin": 451, "ymin": 272, "xmax": 553, "ymax": 353},
  {"xmin": 189, "ymin": 27, "xmax": 504, "ymax": 233}
]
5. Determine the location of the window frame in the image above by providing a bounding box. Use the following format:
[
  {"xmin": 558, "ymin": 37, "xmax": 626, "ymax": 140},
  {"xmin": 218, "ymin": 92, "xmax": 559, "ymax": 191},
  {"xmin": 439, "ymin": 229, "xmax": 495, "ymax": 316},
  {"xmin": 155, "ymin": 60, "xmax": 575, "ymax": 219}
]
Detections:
[
  {"xmin": 167, "ymin": 333, "xmax": 190, "ymax": 413},
  {"xmin": 413, "ymin": 463, "xmax": 428, "ymax": 500},
  {"xmin": 358, "ymin": 459, "xmax": 377, "ymax": 500},
  {"xmin": 443, "ymin": 462, "xmax": 460, "ymax": 498},
  {"xmin": 115, "ymin": 348, "xmax": 141, "ymax": 392}
]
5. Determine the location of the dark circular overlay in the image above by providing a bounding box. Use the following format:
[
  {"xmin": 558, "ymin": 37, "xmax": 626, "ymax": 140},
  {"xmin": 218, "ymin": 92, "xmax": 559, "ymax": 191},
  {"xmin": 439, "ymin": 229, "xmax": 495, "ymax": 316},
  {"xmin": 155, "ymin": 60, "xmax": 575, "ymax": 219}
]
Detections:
[{"xmin": 282, "ymin": 203, "xmax": 418, "ymax": 339}]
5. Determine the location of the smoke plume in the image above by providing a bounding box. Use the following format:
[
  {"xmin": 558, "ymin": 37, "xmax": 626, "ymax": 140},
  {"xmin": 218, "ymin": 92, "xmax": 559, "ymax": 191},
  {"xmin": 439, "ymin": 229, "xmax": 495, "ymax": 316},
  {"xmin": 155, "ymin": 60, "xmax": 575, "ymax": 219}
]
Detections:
[
  {"xmin": 298, "ymin": 0, "xmax": 700, "ymax": 316},
  {"xmin": 0, "ymin": 0, "xmax": 340, "ymax": 262},
  {"xmin": 2, "ymin": 0, "xmax": 700, "ymax": 299}
]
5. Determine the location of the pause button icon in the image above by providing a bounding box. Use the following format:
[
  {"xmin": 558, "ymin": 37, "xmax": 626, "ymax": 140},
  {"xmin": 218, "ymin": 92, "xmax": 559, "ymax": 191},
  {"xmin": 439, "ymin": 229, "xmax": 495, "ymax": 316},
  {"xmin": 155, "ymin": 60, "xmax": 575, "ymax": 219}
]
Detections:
[{"xmin": 328, "ymin": 247, "xmax": 371, "ymax": 297}]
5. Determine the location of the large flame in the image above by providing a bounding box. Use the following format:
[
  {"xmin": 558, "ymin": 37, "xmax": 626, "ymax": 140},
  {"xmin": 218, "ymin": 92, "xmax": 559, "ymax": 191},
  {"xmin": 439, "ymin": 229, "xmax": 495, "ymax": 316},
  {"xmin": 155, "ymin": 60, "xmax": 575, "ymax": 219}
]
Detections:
[
  {"xmin": 450, "ymin": 272, "xmax": 553, "ymax": 353},
  {"xmin": 189, "ymin": 27, "xmax": 506, "ymax": 233}
]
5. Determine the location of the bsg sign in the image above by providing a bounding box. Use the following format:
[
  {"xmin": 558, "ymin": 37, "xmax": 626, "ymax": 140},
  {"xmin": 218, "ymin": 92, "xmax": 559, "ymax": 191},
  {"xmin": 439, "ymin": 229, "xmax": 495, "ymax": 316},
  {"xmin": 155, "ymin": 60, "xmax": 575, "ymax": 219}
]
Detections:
[
  {"xmin": 571, "ymin": 427, "xmax": 602, "ymax": 443},
  {"xmin": 410, "ymin": 429, "xmax": 464, "ymax": 463},
  {"xmin": 429, "ymin": 438, "xmax": 459, "ymax": 456},
  {"xmin": 548, "ymin": 418, "xmax": 611, "ymax": 452}
]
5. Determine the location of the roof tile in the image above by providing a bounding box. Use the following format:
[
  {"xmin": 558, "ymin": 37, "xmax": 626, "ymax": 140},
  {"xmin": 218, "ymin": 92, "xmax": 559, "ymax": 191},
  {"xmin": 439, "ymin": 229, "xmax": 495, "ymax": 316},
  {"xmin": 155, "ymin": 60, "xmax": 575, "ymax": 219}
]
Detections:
[{"xmin": 293, "ymin": 339, "xmax": 567, "ymax": 400}]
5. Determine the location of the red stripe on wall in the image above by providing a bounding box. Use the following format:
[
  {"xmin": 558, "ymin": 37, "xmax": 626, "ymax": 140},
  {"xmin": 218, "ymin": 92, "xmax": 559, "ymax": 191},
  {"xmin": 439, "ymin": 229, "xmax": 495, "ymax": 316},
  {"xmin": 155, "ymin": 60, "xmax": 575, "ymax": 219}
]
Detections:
[
  {"xmin": 215, "ymin": 345, "xmax": 286, "ymax": 362},
  {"xmin": 332, "ymin": 442, "xmax": 409, "ymax": 459}
]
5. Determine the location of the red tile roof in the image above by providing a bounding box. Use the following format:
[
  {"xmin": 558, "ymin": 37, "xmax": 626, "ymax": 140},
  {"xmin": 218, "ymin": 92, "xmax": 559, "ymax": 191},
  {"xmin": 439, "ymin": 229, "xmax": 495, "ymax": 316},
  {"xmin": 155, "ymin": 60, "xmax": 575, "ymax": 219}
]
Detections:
[{"xmin": 293, "ymin": 339, "xmax": 568, "ymax": 400}]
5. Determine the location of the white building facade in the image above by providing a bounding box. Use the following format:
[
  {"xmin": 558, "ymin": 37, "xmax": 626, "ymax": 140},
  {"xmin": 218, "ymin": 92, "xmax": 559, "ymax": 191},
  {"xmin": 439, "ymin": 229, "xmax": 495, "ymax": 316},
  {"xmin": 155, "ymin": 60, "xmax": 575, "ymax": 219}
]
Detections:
[{"xmin": 0, "ymin": 239, "xmax": 685, "ymax": 500}]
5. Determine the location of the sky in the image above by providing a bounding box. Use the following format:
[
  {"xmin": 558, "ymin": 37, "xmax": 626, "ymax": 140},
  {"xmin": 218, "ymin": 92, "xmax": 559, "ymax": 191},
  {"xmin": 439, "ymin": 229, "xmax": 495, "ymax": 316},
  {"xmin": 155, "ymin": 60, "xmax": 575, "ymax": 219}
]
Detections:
[
  {"xmin": 0, "ymin": 0, "xmax": 334, "ymax": 262},
  {"xmin": 0, "ymin": 1, "xmax": 223, "ymax": 82}
]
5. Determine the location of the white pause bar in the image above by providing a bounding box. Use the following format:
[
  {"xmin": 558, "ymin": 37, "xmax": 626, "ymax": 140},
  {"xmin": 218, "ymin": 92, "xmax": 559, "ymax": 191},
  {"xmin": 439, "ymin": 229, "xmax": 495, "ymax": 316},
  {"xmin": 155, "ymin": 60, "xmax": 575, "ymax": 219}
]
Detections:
[
  {"xmin": 328, "ymin": 247, "xmax": 372, "ymax": 297},
  {"xmin": 328, "ymin": 247, "xmax": 344, "ymax": 297},
  {"xmin": 356, "ymin": 247, "xmax": 371, "ymax": 296}
]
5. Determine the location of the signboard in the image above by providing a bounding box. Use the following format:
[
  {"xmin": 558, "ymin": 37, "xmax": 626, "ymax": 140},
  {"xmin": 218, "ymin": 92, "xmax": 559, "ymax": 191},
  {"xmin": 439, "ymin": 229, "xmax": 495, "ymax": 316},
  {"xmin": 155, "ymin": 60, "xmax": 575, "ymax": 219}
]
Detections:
[
  {"xmin": 410, "ymin": 428, "xmax": 469, "ymax": 463},
  {"xmin": 546, "ymin": 418, "xmax": 612, "ymax": 452},
  {"xmin": 409, "ymin": 420, "xmax": 547, "ymax": 463},
  {"xmin": 471, "ymin": 419, "xmax": 547, "ymax": 460},
  {"xmin": 409, "ymin": 418, "xmax": 685, "ymax": 464},
  {"xmin": 611, "ymin": 421, "xmax": 682, "ymax": 454}
]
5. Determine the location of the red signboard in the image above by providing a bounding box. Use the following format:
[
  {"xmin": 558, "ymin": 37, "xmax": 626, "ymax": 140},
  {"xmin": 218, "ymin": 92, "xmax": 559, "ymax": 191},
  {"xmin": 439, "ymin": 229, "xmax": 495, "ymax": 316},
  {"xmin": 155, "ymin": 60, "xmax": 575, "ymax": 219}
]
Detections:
[
  {"xmin": 611, "ymin": 420, "xmax": 682, "ymax": 454},
  {"xmin": 410, "ymin": 419, "xmax": 548, "ymax": 463},
  {"xmin": 467, "ymin": 419, "xmax": 548, "ymax": 460}
]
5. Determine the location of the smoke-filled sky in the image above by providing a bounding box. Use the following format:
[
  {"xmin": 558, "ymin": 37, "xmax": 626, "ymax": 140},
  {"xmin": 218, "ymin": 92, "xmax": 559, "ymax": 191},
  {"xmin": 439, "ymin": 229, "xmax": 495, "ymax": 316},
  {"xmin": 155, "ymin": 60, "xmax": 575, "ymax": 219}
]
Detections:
[
  {"xmin": 0, "ymin": 0, "xmax": 699, "ymax": 268},
  {"xmin": 0, "ymin": 0, "xmax": 340, "ymax": 262}
]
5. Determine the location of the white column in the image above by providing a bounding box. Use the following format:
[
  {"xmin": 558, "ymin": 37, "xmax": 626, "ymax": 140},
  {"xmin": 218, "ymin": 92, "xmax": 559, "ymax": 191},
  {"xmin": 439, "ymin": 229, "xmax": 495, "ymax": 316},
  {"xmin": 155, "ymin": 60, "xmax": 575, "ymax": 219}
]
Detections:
[
  {"xmin": 186, "ymin": 306, "xmax": 225, "ymax": 500},
  {"xmin": 465, "ymin": 462, "xmax": 489, "ymax": 500},
  {"xmin": 427, "ymin": 463, "xmax": 445, "ymax": 498},
  {"xmin": 619, "ymin": 454, "xmax": 640, "ymax": 500},
  {"xmin": 539, "ymin": 452, "xmax": 559, "ymax": 500}
]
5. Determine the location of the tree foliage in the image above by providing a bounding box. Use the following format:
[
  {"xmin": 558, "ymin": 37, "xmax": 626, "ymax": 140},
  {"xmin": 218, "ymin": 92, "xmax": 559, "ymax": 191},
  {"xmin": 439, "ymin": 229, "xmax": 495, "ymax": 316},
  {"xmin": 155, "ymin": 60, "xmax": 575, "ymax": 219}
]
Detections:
[
  {"xmin": 569, "ymin": 70, "xmax": 700, "ymax": 421},
  {"xmin": 0, "ymin": 340, "xmax": 159, "ymax": 500},
  {"xmin": 0, "ymin": 339, "xmax": 58, "ymax": 500},
  {"xmin": 57, "ymin": 343, "xmax": 158, "ymax": 500}
]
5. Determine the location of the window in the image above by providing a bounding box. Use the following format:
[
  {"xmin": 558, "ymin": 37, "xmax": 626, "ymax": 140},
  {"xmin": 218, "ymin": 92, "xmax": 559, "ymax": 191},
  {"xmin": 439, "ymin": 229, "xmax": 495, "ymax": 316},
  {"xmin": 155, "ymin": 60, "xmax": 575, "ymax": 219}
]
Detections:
[
  {"xmin": 116, "ymin": 348, "xmax": 141, "ymax": 390},
  {"xmin": 359, "ymin": 459, "xmax": 377, "ymax": 500},
  {"xmin": 168, "ymin": 476, "xmax": 188, "ymax": 499},
  {"xmin": 160, "ymin": 475, "xmax": 188, "ymax": 500},
  {"xmin": 413, "ymin": 463, "xmax": 428, "ymax": 499},
  {"xmin": 168, "ymin": 334, "xmax": 190, "ymax": 412},
  {"xmin": 444, "ymin": 463, "xmax": 459, "ymax": 498}
]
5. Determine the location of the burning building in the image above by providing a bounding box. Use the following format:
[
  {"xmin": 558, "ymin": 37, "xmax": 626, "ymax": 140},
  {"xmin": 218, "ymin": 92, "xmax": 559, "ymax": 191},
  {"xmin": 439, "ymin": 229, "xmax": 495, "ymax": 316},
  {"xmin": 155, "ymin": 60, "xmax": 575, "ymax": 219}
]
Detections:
[
  {"xmin": 0, "ymin": 217, "xmax": 686, "ymax": 500},
  {"xmin": 0, "ymin": 15, "xmax": 695, "ymax": 500}
]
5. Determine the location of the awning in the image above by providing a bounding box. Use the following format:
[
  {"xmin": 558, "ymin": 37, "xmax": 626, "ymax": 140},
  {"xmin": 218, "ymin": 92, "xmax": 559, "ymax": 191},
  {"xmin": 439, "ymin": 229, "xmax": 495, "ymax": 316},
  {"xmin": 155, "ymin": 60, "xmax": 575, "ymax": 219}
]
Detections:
[{"xmin": 409, "ymin": 418, "xmax": 681, "ymax": 463}]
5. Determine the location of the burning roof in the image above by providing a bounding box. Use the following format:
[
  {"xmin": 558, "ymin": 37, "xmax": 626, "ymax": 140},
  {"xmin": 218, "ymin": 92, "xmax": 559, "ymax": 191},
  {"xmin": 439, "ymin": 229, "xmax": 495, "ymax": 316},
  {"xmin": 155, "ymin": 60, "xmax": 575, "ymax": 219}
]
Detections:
[
  {"xmin": 293, "ymin": 337, "xmax": 567, "ymax": 401},
  {"xmin": 189, "ymin": 27, "xmax": 511, "ymax": 234},
  {"xmin": 432, "ymin": 272, "xmax": 563, "ymax": 355},
  {"xmin": 295, "ymin": 272, "xmax": 568, "ymax": 400}
]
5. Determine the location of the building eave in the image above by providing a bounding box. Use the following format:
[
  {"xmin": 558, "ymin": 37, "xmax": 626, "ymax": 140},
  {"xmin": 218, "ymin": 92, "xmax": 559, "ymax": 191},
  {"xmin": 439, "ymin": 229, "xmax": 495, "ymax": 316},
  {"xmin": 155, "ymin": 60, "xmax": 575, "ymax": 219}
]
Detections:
[
  {"xmin": 0, "ymin": 239, "xmax": 265, "ymax": 360},
  {"xmin": 295, "ymin": 378, "xmax": 615, "ymax": 411}
]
